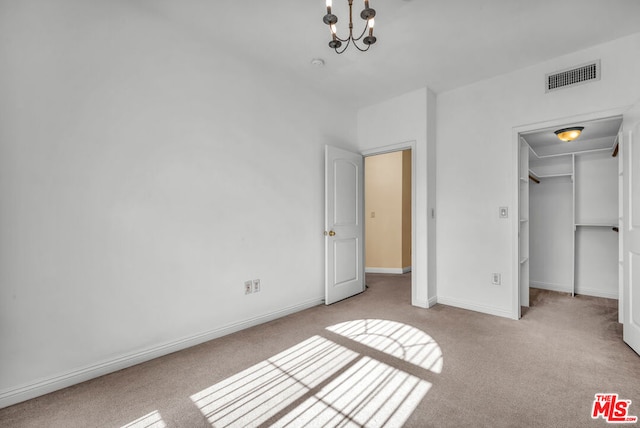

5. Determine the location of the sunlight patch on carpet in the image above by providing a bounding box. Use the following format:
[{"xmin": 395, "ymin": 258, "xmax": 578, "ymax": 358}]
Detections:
[
  {"xmin": 192, "ymin": 321, "xmax": 441, "ymax": 427},
  {"xmin": 120, "ymin": 410, "xmax": 166, "ymax": 428},
  {"xmin": 190, "ymin": 336, "xmax": 358, "ymax": 427},
  {"xmin": 327, "ymin": 319, "xmax": 443, "ymax": 373},
  {"xmin": 271, "ymin": 356, "xmax": 431, "ymax": 428}
]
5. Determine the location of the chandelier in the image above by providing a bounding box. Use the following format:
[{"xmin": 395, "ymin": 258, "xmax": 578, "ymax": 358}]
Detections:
[{"xmin": 323, "ymin": 0, "xmax": 377, "ymax": 54}]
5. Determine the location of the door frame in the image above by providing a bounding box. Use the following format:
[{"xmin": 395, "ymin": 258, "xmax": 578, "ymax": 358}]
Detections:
[
  {"xmin": 512, "ymin": 106, "xmax": 628, "ymax": 319},
  {"xmin": 362, "ymin": 141, "xmax": 418, "ymax": 306}
]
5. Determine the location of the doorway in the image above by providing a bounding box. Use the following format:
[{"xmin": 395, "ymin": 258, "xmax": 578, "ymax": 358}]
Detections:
[
  {"xmin": 364, "ymin": 150, "xmax": 412, "ymax": 274},
  {"xmin": 362, "ymin": 144, "xmax": 416, "ymax": 304},
  {"xmin": 514, "ymin": 109, "xmax": 626, "ymax": 319}
]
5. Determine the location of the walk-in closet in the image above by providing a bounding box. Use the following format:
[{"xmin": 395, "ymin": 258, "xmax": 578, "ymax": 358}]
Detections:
[{"xmin": 519, "ymin": 116, "xmax": 622, "ymax": 305}]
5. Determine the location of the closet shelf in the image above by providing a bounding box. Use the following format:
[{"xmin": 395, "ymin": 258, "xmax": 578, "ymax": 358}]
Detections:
[
  {"xmin": 575, "ymin": 223, "xmax": 618, "ymax": 227},
  {"xmin": 536, "ymin": 173, "xmax": 573, "ymax": 179},
  {"xmin": 520, "ymin": 219, "xmax": 529, "ymax": 223}
]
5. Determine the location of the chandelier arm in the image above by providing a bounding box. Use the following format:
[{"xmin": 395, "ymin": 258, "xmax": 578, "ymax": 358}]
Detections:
[
  {"xmin": 335, "ymin": 37, "xmax": 352, "ymax": 54},
  {"xmin": 351, "ymin": 39, "xmax": 371, "ymax": 52},
  {"xmin": 332, "ymin": 20, "xmax": 368, "ymax": 43},
  {"xmin": 351, "ymin": 23, "xmax": 369, "ymax": 42},
  {"xmin": 334, "ymin": 32, "xmax": 349, "ymax": 43}
]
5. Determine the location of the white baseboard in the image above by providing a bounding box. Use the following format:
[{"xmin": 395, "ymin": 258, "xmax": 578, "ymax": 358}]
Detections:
[
  {"xmin": 530, "ymin": 281, "xmax": 572, "ymax": 294},
  {"xmin": 0, "ymin": 297, "xmax": 323, "ymax": 409},
  {"xmin": 436, "ymin": 296, "xmax": 514, "ymax": 319},
  {"xmin": 530, "ymin": 281, "xmax": 618, "ymax": 299},
  {"xmin": 575, "ymin": 287, "xmax": 618, "ymax": 300},
  {"xmin": 427, "ymin": 296, "xmax": 438, "ymax": 308},
  {"xmin": 365, "ymin": 266, "xmax": 412, "ymax": 274}
]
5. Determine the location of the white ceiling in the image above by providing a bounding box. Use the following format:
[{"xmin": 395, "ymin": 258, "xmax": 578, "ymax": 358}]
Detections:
[
  {"xmin": 522, "ymin": 116, "xmax": 622, "ymax": 159},
  {"xmin": 137, "ymin": 0, "xmax": 640, "ymax": 109}
]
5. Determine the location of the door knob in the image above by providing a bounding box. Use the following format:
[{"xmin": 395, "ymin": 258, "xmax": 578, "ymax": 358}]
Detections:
[{"xmin": 324, "ymin": 230, "xmax": 336, "ymax": 236}]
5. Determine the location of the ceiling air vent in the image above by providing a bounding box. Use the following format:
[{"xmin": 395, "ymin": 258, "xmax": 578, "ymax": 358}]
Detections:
[{"xmin": 545, "ymin": 60, "xmax": 600, "ymax": 93}]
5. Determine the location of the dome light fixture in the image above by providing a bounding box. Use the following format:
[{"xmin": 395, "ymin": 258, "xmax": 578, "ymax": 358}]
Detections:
[
  {"xmin": 554, "ymin": 126, "xmax": 584, "ymax": 142},
  {"xmin": 323, "ymin": 0, "xmax": 377, "ymax": 54}
]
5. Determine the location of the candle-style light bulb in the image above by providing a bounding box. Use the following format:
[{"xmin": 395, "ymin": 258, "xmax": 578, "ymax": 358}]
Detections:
[
  {"xmin": 368, "ymin": 17, "xmax": 375, "ymax": 28},
  {"xmin": 326, "ymin": 0, "xmax": 332, "ymax": 14},
  {"xmin": 364, "ymin": 0, "xmax": 370, "ymax": 8},
  {"xmin": 330, "ymin": 23, "xmax": 337, "ymax": 35}
]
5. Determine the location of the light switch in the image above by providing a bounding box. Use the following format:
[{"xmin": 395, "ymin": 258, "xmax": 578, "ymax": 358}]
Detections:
[
  {"xmin": 499, "ymin": 207, "xmax": 508, "ymax": 219},
  {"xmin": 371, "ymin": 211, "xmax": 375, "ymax": 218}
]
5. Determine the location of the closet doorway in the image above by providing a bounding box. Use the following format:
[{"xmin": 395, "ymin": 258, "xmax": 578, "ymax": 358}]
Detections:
[
  {"xmin": 517, "ymin": 114, "xmax": 622, "ymax": 318},
  {"xmin": 364, "ymin": 149, "xmax": 413, "ymax": 302}
]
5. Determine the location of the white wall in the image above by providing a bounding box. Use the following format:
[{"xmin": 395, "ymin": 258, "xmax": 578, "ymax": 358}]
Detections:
[
  {"xmin": 529, "ymin": 177, "xmax": 574, "ymax": 293},
  {"xmin": 357, "ymin": 88, "xmax": 436, "ymax": 307},
  {"xmin": 574, "ymin": 152, "xmax": 619, "ymax": 298},
  {"xmin": 437, "ymin": 33, "xmax": 640, "ymax": 318},
  {"xmin": 575, "ymin": 152, "xmax": 619, "ymax": 225},
  {"xmin": 575, "ymin": 228, "xmax": 619, "ymax": 298},
  {"xmin": 0, "ymin": 0, "xmax": 356, "ymax": 406}
]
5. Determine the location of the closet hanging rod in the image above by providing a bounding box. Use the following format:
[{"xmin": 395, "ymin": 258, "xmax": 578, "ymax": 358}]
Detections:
[
  {"xmin": 534, "ymin": 147, "xmax": 612, "ymax": 159},
  {"xmin": 528, "ymin": 174, "xmax": 540, "ymax": 184},
  {"xmin": 532, "ymin": 173, "xmax": 573, "ymax": 179},
  {"xmin": 612, "ymin": 143, "xmax": 619, "ymax": 157}
]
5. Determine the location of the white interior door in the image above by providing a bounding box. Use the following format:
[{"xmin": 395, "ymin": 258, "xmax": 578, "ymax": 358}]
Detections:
[
  {"xmin": 325, "ymin": 145, "xmax": 364, "ymax": 305},
  {"xmin": 623, "ymin": 101, "xmax": 640, "ymax": 356}
]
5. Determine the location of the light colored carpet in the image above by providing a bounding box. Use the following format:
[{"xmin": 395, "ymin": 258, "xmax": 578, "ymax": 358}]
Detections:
[{"xmin": 1, "ymin": 273, "xmax": 639, "ymax": 427}]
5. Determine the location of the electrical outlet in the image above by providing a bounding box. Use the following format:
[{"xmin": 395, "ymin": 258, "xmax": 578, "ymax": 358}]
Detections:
[
  {"xmin": 244, "ymin": 280, "xmax": 253, "ymax": 294},
  {"xmin": 253, "ymin": 279, "xmax": 261, "ymax": 293},
  {"xmin": 491, "ymin": 273, "xmax": 501, "ymax": 285}
]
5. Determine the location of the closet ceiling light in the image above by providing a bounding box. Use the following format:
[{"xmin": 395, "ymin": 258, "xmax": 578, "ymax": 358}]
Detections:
[{"xmin": 555, "ymin": 126, "xmax": 584, "ymax": 142}]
